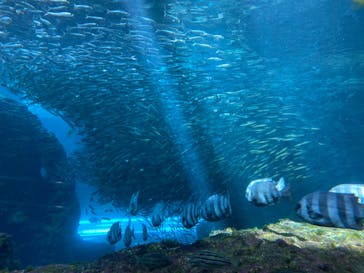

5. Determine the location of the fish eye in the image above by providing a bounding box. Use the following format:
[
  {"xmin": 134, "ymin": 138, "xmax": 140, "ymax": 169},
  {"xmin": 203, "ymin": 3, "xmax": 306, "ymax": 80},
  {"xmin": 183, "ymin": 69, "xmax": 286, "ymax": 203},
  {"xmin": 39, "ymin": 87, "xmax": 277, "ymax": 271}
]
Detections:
[{"xmin": 295, "ymin": 203, "xmax": 301, "ymax": 211}]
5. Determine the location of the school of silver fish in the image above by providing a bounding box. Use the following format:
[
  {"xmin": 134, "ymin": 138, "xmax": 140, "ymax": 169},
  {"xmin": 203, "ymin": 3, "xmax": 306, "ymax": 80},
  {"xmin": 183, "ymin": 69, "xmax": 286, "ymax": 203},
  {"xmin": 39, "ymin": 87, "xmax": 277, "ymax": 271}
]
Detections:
[{"xmin": 0, "ymin": 0, "xmax": 363, "ymax": 209}]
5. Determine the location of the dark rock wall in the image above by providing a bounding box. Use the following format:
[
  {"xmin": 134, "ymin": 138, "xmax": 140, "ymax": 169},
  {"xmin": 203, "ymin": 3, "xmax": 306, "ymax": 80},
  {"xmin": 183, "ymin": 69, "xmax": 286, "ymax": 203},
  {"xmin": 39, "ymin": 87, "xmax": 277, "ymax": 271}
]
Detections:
[
  {"xmin": 0, "ymin": 98, "xmax": 80, "ymax": 267},
  {"xmin": 0, "ymin": 233, "xmax": 14, "ymax": 270}
]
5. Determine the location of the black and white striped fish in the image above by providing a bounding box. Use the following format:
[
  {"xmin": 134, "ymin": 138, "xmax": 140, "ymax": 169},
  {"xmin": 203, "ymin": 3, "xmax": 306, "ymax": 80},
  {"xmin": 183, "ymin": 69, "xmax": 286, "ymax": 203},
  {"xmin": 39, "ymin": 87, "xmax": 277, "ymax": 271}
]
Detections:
[
  {"xmin": 329, "ymin": 184, "xmax": 364, "ymax": 204},
  {"xmin": 124, "ymin": 218, "xmax": 135, "ymax": 247},
  {"xmin": 151, "ymin": 202, "xmax": 166, "ymax": 227},
  {"xmin": 142, "ymin": 223, "xmax": 148, "ymax": 241},
  {"xmin": 296, "ymin": 191, "xmax": 364, "ymax": 230},
  {"xmin": 199, "ymin": 194, "xmax": 231, "ymax": 222},
  {"xmin": 106, "ymin": 221, "xmax": 122, "ymax": 245},
  {"xmin": 181, "ymin": 202, "xmax": 200, "ymax": 229},
  {"xmin": 245, "ymin": 177, "xmax": 288, "ymax": 206},
  {"xmin": 188, "ymin": 250, "xmax": 231, "ymax": 269},
  {"xmin": 128, "ymin": 191, "xmax": 140, "ymax": 216}
]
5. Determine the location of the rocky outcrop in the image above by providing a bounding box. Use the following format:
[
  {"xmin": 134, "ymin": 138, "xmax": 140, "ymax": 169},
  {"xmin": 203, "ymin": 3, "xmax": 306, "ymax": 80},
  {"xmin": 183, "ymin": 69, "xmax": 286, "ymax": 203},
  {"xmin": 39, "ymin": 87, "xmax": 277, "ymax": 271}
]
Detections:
[{"xmin": 11, "ymin": 219, "xmax": 364, "ymax": 273}]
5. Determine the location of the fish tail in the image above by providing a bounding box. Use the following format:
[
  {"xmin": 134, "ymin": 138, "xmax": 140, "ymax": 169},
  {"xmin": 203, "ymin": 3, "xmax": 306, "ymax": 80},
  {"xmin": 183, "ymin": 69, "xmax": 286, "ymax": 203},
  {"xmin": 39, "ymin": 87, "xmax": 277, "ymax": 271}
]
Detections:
[
  {"xmin": 276, "ymin": 177, "xmax": 286, "ymax": 191},
  {"xmin": 357, "ymin": 203, "xmax": 364, "ymax": 219},
  {"xmin": 278, "ymin": 177, "xmax": 291, "ymax": 200},
  {"xmin": 355, "ymin": 204, "xmax": 364, "ymax": 230}
]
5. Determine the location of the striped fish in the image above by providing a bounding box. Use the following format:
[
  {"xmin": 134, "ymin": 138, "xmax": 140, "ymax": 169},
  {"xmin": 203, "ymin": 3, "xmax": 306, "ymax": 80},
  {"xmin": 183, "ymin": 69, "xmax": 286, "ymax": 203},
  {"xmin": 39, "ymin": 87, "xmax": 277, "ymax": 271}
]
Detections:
[
  {"xmin": 245, "ymin": 177, "xmax": 288, "ymax": 206},
  {"xmin": 142, "ymin": 223, "xmax": 148, "ymax": 241},
  {"xmin": 128, "ymin": 191, "xmax": 140, "ymax": 216},
  {"xmin": 106, "ymin": 221, "xmax": 122, "ymax": 245},
  {"xmin": 124, "ymin": 218, "xmax": 135, "ymax": 247},
  {"xmin": 296, "ymin": 191, "xmax": 364, "ymax": 230},
  {"xmin": 137, "ymin": 253, "xmax": 172, "ymax": 270},
  {"xmin": 199, "ymin": 194, "xmax": 231, "ymax": 222},
  {"xmin": 181, "ymin": 202, "xmax": 200, "ymax": 229},
  {"xmin": 151, "ymin": 202, "xmax": 166, "ymax": 227},
  {"xmin": 188, "ymin": 250, "xmax": 231, "ymax": 269},
  {"xmin": 329, "ymin": 184, "xmax": 364, "ymax": 204}
]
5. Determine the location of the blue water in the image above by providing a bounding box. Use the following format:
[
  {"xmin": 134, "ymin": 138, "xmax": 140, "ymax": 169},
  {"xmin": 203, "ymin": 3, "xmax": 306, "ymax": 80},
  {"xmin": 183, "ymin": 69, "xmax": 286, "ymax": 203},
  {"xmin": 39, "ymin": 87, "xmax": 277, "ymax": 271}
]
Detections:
[{"xmin": 0, "ymin": 0, "xmax": 364, "ymax": 268}]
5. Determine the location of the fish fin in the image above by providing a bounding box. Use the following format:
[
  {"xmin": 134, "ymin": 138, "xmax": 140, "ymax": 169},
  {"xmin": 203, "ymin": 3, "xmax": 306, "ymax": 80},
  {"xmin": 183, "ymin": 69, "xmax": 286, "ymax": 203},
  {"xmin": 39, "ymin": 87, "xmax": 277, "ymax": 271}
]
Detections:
[
  {"xmin": 276, "ymin": 177, "xmax": 285, "ymax": 192},
  {"xmin": 278, "ymin": 177, "xmax": 293, "ymax": 202},
  {"xmin": 357, "ymin": 203, "xmax": 364, "ymax": 219},
  {"xmin": 277, "ymin": 177, "xmax": 291, "ymax": 200}
]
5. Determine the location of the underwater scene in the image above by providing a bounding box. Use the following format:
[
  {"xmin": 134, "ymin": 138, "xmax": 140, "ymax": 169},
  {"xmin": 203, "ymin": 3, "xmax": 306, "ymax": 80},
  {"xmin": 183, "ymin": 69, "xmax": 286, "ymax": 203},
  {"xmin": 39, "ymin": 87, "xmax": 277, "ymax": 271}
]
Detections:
[{"xmin": 0, "ymin": 0, "xmax": 364, "ymax": 272}]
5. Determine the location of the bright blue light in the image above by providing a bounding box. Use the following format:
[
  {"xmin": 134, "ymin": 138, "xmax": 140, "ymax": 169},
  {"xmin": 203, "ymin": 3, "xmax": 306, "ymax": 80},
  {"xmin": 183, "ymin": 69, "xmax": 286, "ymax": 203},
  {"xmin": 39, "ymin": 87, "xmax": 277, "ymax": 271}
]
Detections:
[
  {"xmin": 78, "ymin": 216, "xmax": 198, "ymax": 246},
  {"xmin": 124, "ymin": 0, "xmax": 211, "ymax": 197}
]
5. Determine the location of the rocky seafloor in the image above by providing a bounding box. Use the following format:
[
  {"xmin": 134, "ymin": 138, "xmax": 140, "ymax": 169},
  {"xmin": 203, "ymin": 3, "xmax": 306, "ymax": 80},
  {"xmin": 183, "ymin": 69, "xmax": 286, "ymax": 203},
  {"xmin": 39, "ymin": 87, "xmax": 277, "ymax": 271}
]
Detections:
[{"xmin": 3, "ymin": 219, "xmax": 364, "ymax": 273}]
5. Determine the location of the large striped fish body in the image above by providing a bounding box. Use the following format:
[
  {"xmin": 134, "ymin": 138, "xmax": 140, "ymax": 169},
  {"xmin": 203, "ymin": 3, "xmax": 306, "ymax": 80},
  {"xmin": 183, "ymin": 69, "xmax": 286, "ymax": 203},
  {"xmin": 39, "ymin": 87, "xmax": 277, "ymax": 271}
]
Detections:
[
  {"xmin": 181, "ymin": 202, "xmax": 200, "ymax": 229},
  {"xmin": 329, "ymin": 184, "xmax": 364, "ymax": 204},
  {"xmin": 106, "ymin": 221, "xmax": 122, "ymax": 245},
  {"xmin": 199, "ymin": 194, "xmax": 231, "ymax": 222},
  {"xmin": 296, "ymin": 191, "xmax": 364, "ymax": 230}
]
